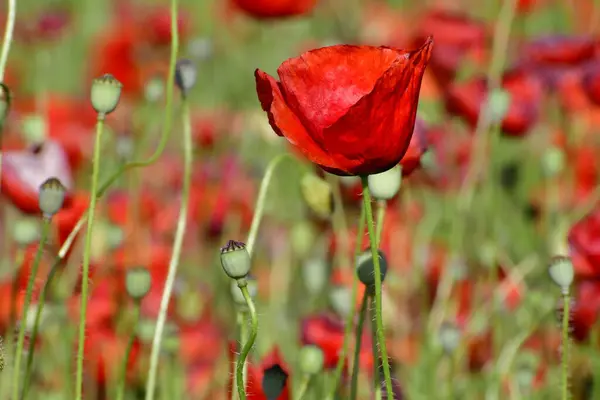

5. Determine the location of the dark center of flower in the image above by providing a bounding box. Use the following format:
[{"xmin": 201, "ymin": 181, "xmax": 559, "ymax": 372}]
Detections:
[
  {"xmin": 261, "ymin": 364, "xmax": 288, "ymax": 400},
  {"xmin": 220, "ymin": 240, "xmax": 246, "ymax": 253}
]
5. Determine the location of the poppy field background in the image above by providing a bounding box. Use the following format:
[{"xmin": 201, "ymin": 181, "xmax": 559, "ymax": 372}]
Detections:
[{"xmin": 0, "ymin": 0, "xmax": 600, "ymax": 399}]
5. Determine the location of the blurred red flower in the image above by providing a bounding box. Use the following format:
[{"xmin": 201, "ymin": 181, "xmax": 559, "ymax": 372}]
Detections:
[
  {"xmin": 570, "ymin": 281, "xmax": 600, "ymax": 342},
  {"xmin": 230, "ymin": 0, "xmax": 318, "ymax": 19},
  {"xmin": 569, "ymin": 204, "xmax": 600, "ymax": 276},
  {"xmin": 255, "ymin": 38, "xmax": 433, "ymax": 176},
  {"xmin": 445, "ymin": 68, "xmax": 543, "ymax": 136}
]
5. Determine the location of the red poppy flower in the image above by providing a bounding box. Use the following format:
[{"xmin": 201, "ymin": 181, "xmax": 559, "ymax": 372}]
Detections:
[
  {"xmin": 230, "ymin": 0, "xmax": 318, "ymax": 19},
  {"xmin": 141, "ymin": 7, "xmax": 189, "ymax": 45},
  {"xmin": 445, "ymin": 68, "xmax": 543, "ymax": 136},
  {"xmin": 68, "ymin": 275, "xmax": 119, "ymax": 329},
  {"xmin": 569, "ymin": 281, "xmax": 600, "ymax": 342},
  {"xmin": 400, "ymin": 117, "xmax": 429, "ymax": 176},
  {"xmin": 178, "ymin": 319, "xmax": 224, "ymax": 366},
  {"xmin": 1, "ymin": 141, "xmax": 73, "ymax": 214},
  {"xmin": 569, "ymin": 204, "xmax": 600, "ymax": 276},
  {"xmin": 300, "ymin": 313, "xmax": 344, "ymax": 369},
  {"xmin": 106, "ymin": 189, "xmax": 161, "ymax": 226},
  {"xmin": 412, "ymin": 10, "xmax": 487, "ymax": 89},
  {"xmin": 228, "ymin": 345, "xmax": 290, "ymax": 400},
  {"xmin": 18, "ymin": 8, "xmax": 71, "ymax": 44},
  {"xmin": 255, "ymin": 38, "xmax": 433, "ymax": 176}
]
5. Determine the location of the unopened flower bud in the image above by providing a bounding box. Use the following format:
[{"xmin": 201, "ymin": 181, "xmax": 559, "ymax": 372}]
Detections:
[
  {"xmin": 298, "ymin": 345, "xmax": 324, "ymax": 375},
  {"xmin": 90, "ymin": 74, "xmax": 122, "ymax": 116},
  {"xmin": 12, "ymin": 218, "xmax": 40, "ymax": 246},
  {"xmin": 125, "ymin": 266, "xmax": 152, "ymax": 300},
  {"xmin": 231, "ymin": 277, "xmax": 257, "ymax": 307},
  {"xmin": 38, "ymin": 177, "xmax": 66, "ymax": 219},
  {"xmin": 22, "ymin": 114, "xmax": 47, "ymax": 145},
  {"xmin": 356, "ymin": 249, "xmax": 388, "ymax": 287},
  {"xmin": 439, "ymin": 321, "xmax": 461, "ymax": 355},
  {"xmin": 548, "ymin": 255, "xmax": 574, "ymax": 294},
  {"xmin": 367, "ymin": 165, "xmax": 402, "ymax": 200},
  {"xmin": 0, "ymin": 83, "xmax": 11, "ymax": 126},
  {"xmin": 300, "ymin": 174, "xmax": 333, "ymax": 219},
  {"xmin": 175, "ymin": 59, "xmax": 197, "ymax": 98},
  {"xmin": 220, "ymin": 240, "xmax": 251, "ymax": 280}
]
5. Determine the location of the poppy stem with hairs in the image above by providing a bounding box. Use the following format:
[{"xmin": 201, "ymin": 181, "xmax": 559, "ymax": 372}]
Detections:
[
  {"xmin": 327, "ymin": 204, "xmax": 365, "ymax": 400},
  {"xmin": 11, "ymin": 218, "xmax": 50, "ymax": 400},
  {"xmin": 349, "ymin": 290, "xmax": 369, "ymax": 400},
  {"xmin": 116, "ymin": 300, "xmax": 141, "ymax": 400},
  {"xmin": 236, "ymin": 283, "xmax": 258, "ymax": 400},
  {"xmin": 561, "ymin": 291, "xmax": 570, "ymax": 400},
  {"xmin": 370, "ymin": 296, "xmax": 382, "ymax": 400},
  {"xmin": 360, "ymin": 176, "xmax": 394, "ymax": 397},
  {"xmin": 145, "ymin": 93, "xmax": 192, "ymax": 400},
  {"xmin": 74, "ymin": 116, "xmax": 105, "ymax": 400}
]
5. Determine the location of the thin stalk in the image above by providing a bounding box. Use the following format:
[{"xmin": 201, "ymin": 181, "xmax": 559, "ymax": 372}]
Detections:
[
  {"xmin": 371, "ymin": 297, "xmax": 382, "ymax": 400},
  {"xmin": 144, "ymin": 96, "xmax": 192, "ymax": 400},
  {"xmin": 360, "ymin": 176, "xmax": 393, "ymax": 397},
  {"xmin": 326, "ymin": 204, "xmax": 366, "ymax": 400},
  {"xmin": 74, "ymin": 117, "xmax": 105, "ymax": 400},
  {"xmin": 12, "ymin": 218, "xmax": 50, "ymax": 400},
  {"xmin": 115, "ymin": 301, "xmax": 141, "ymax": 400},
  {"xmin": 295, "ymin": 375, "xmax": 311, "ymax": 400},
  {"xmin": 561, "ymin": 291, "xmax": 571, "ymax": 400},
  {"xmin": 236, "ymin": 284, "xmax": 258, "ymax": 400},
  {"xmin": 349, "ymin": 290, "xmax": 369, "ymax": 400},
  {"xmin": 375, "ymin": 200, "xmax": 386, "ymax": 246}
]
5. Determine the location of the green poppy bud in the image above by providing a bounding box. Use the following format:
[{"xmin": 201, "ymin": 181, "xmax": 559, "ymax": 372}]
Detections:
[
  {"xmin": 548, "ymin": 255, "xmax": 574, "ymax": 294},
  {"xmin": 298, "ymin": 345, "xmax": 324, "ymax": 375},
  {"xmin": 220, "ymin": 240, "xmax": 251, "ymax": 280},
  {"xmin": 175, "ymin": 59, "xmax": 197, "ymax": 98},
  {"xmin": 144, "ymin": 76, "xmax": 164, "ymax": 103},
  {"xmin": 22, "ymin": 114, "xmax": 47, "ymax": 145},
  {"xmin": 356, "ymin": 249, "xmax": 388, "ymax": 287},
  {"xmin": 12, "ymin": 218, "xmax": 40, "ymax": 246},
  {"xmin": 300, "ymin": 174, "xmax": 333, "ymax": 219},
  {"xmin": 125, "ymin": 266, "xmax": 152, "ymax": 301},
  {"xmin": 90, "ymin": 74, "xmax": 123, "ymax": 117},
  {"xmin": 367, "ymin": 165, "xmax": 402, "ymax": 200},
  {"xmin": 38, "ymin": 177, "xmax": 66, "ymax": 219}
]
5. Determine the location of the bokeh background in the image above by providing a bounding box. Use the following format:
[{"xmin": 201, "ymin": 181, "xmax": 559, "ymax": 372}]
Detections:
[{"xmin": 1, "ymin": 0, "xmax": 600, "ymax": 399}]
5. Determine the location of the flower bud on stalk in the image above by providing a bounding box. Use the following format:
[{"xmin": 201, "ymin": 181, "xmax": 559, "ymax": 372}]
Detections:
[
  {"xmin": 548, "ymin": 256, "xmax": 574, "ymax": 295},
  {"xmin": 90, "ymin": 74, "xmax": 123, "ymax": 118},
  {"xmin": 356, "ymin": 248, "xmax": 388, "ymax": 289},
  {"xmin": 175, "ymin": 59, "xmax": 197, "ymax": 99},
  {"xmin": 367, "ymin": 165, "xmax": 402, "ymax": 200},
  {"xmin": 38, "ymin": 177, "xmax": 66, "ymax": 219},
  {"xmin": 220, "ymin": 240, "xmax": 251, "ymax": 284},
  {"xmin": 125, "ymin": 266, "xmax": 152, "ymax": 301},
  {"xmin": 299, "ymin": 345, "xmax": 324, "ymax": 375}
]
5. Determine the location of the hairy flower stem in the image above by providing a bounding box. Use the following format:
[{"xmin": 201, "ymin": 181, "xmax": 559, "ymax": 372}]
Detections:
[
  {"xmin": 74, "ymin": 116, "xmax": 105, "ymax": 400},
  {"xmin": 145, "ymin": 96, "xmax": 192, "ymax": 400},
  {"xmin": 349, "ymin": 290, "xmax": 369, "ymax": 400},
  {"xmin": 360, "ymin": 176, "xmax": 393, "ymax": 397},
  {"xmin": 561, "ymin": 291, "xmax": 571, "ymax": 400},
  {"xmin": 236, "ymin": 283, "xmax": 258, "ymax": 400},
  {"xmin": 0, "ymin": 0, "xmax": 15, "ymax": 190},
  {"xmin": 231, "ymin": 311, "xmax": 248, "ymax": 400},
  {"xmin": 116, "ymin": 301, "xmax": 141, "ymax": 400},
  {"xmin": 370, "ymin": 296, "xmax": 382, "ymax": 400},
  {"xmin": 11, "ymin": 218, "xmax": 50, "ymax": 400}
]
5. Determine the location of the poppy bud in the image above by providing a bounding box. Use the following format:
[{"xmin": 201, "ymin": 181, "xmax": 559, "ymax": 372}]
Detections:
[
  {"xmin": 125, "ymin": 266, "xmax": 152, "ymax": 301},
  {"xmin": 483, "ymin": 88, "xmax": 511, "ymax": 124},
  {"xmin": 144, "ymin": 76, "xmax": 164, "ymax": 103},
  {"xmin": 439, "ymin": 321, "xmax": 461, "ymax": 355},
  {"xmin": 329, "ymin": 285, "xmax": 352, "ymax": 318},
  {"xmin": 220, "ymin": 240, "xmax": 251, "ymax": 280},
  {"xmin": 302, "ymin": 258, "xmax": 328, "ymax": 295},
  {"xmin": 0, "ymin": 83, "xmax": 11, "ymax": 126},
  {"xmin": 231, "ymin": 276, "xmax": 257, "ymax": 307},
  {"xmin": 300, "ymin": 174, "xmax": 333, "ymax": 219},
  {"xmin": 175, "ymin": 59, "xmax": 197, "ymax": 98},
  {"xmin": 541, "ymin": 146, "xmax": 565, "ymax": 177},
  {"xmin": 298, "ymin": 345, "xmax": 324, "ymax": 375},
  {"xmin": 22, "ymin": 114, "xmax": 47, "ymax": 145},
  {"xmin": 356, "ymin": 249, "xmax": 388, "ymax": 287},
  {"xmin": 90, "ymin": 74, "xmax": 123, "ymax": 117},
  {"xmin": 12, "ymin": 218, "xmax": 40, "ymax": 246},
  {"xmin": 548, "ymin": 256, "xmax": 573, "ymax": 294},
  {"xmin": 367, "ymin": 165, "xmax": 402, "ymax": 200},
  {"xmin": 38, "ymin": 177, "xmax": 66, "ymax": 219},
  {"xmin": 291, "ymin": 222, "xmax": 316, "ymax": 260}
]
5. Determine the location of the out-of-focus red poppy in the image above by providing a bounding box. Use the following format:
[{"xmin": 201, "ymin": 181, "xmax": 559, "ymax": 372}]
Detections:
[
  {"xmin": 53, "ymin": 191, "xmax": 89, "ymax": 250},
  {"xmin": 1, "ymin": 141, "xmax": 73, "ymax": 214},
  {"xmin": 445, "ymin": 68, "xmax": 543, "ymax": 136},
  {"xmin": 106, "ymin": 189, "xmax": 161, "ymax": 227},
  {"xmin": 68, "ymin": 275, "xmax": 119, "ymax": 329},
  {"xmin": 178, "ymin": 319, "xmax": 224, "ymax": 366},
  {"xmin": 516, "ymin": 0, "xmax": 538, "ymax": 13},
  {"xmin": 83, "ymin": 327, "xmax": 141, "ymax": 387},
  {"xmin": 569, "ymin": 281, "xmax": 600, "ymax": 341},
  {"xmin": 141, "ymin": 7, "xmax": 189, "ymax": 45},
  {"xmin": 569, "ymin": 204, "xmax": 600, "ymax": 275},
  {"xmin": 0, "ymin": 281, "xmax": 24, "ymax": 330},
  {"xmin": 412, "ymin": 9, "xmax": 487, "ymax": 89},
  {"xmin": 15, "ymin": 244, "xmax": 53, "ymax": 298},
  {"xmin": 230, "ymin": 0, "xmax": 318, "ymax": 19},
  {"xmin": 301, "ymin": 313, "xmax": 344, "ymax": 369},
  {"xmin": 17, "ymin": 8, "xmax": 71, "ymax": 44},
  {"xmin": 255, "ymin": 38, "xmax": 433, "ymax": 176},
  {"xmin": 228, "ymin": 345, "xmax": 290, "ymax": 400}
]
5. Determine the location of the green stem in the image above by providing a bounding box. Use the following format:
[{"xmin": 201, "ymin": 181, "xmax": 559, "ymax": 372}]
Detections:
[
  {"xmin": 326, "ymin": 203, "xmax": 366, "ymax": 400},
  {"xmin": 236, "ymin": 283, "xmax": 258, "ymax": 400},
  {"xmin": 144, "ymin": 97, "xmax": 192, "ymax": 400},
  {"xmin": 74, "ymin": 117, "xmax": 105, "ymax": 400},
  {"xmin": 295, "ymin": 375, "xmax": 311, "ymax": 400},
  {"xmin": 360, "ymin": 176, "xmax": 393, "ymax": 397},
  {"xmin": 11, "ymin": 218, "xmax": 50, "ymax": 400},
  {"xmin": 116, "ymin": 301, "xmax": 141, "ymax": 400},
  {"xmin": 231, "ymin": 311, "xmax": 248, "ymax": 400},
  {"xmin": 370, "ymin": 296, "xmax": 382, "ymax": 400},
  {"xmin": 375, "ymin": 200, "xmax": 386, "ymax": 246},
  {"xmin": 349, "ymin": 290, "xmax": 369, "ymax": 400},
  {"xmin": 245, "ymin": 153, "xmax": 292, "ymax": 256},
  {"xmin": 561, "ymin": 292, "xmax": 570, "ymax": 400},
  {"xmin": 0, "ymin": 0, "xmax": 16, "ymax": 194}
]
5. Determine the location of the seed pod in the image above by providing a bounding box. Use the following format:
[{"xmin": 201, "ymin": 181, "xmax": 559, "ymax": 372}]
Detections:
[
  {"xmin": 175, "ymin": 59, "xmax": 197, "ymax": 98},
  {"xmin": 38, "ymin": 177, "xmax": 66, "ymax": 219},
  {"xmin": 367, "ymin": 165, "xmax": 402, "ymax": 200},
  {"xmin": 298, "ymin": 345, "xmax": 324, "ymax": 375},
  {"xmin": 220, "ymin": 240, "xmax": 251, "ymax": 280},
  {"xmin": 548, "ymin": 255, "xmax": 574, "ymax": 294},
  {"xmin": 90, "ymin": 74, "xmax": 123, "ymax": 116},
  {"xmin": 355, "ymin": 249, "xmax": 388, "ymax": 287},
  {"xmin": 125, "ymin": 266, "xmax": 152, "ymax": 300}
]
